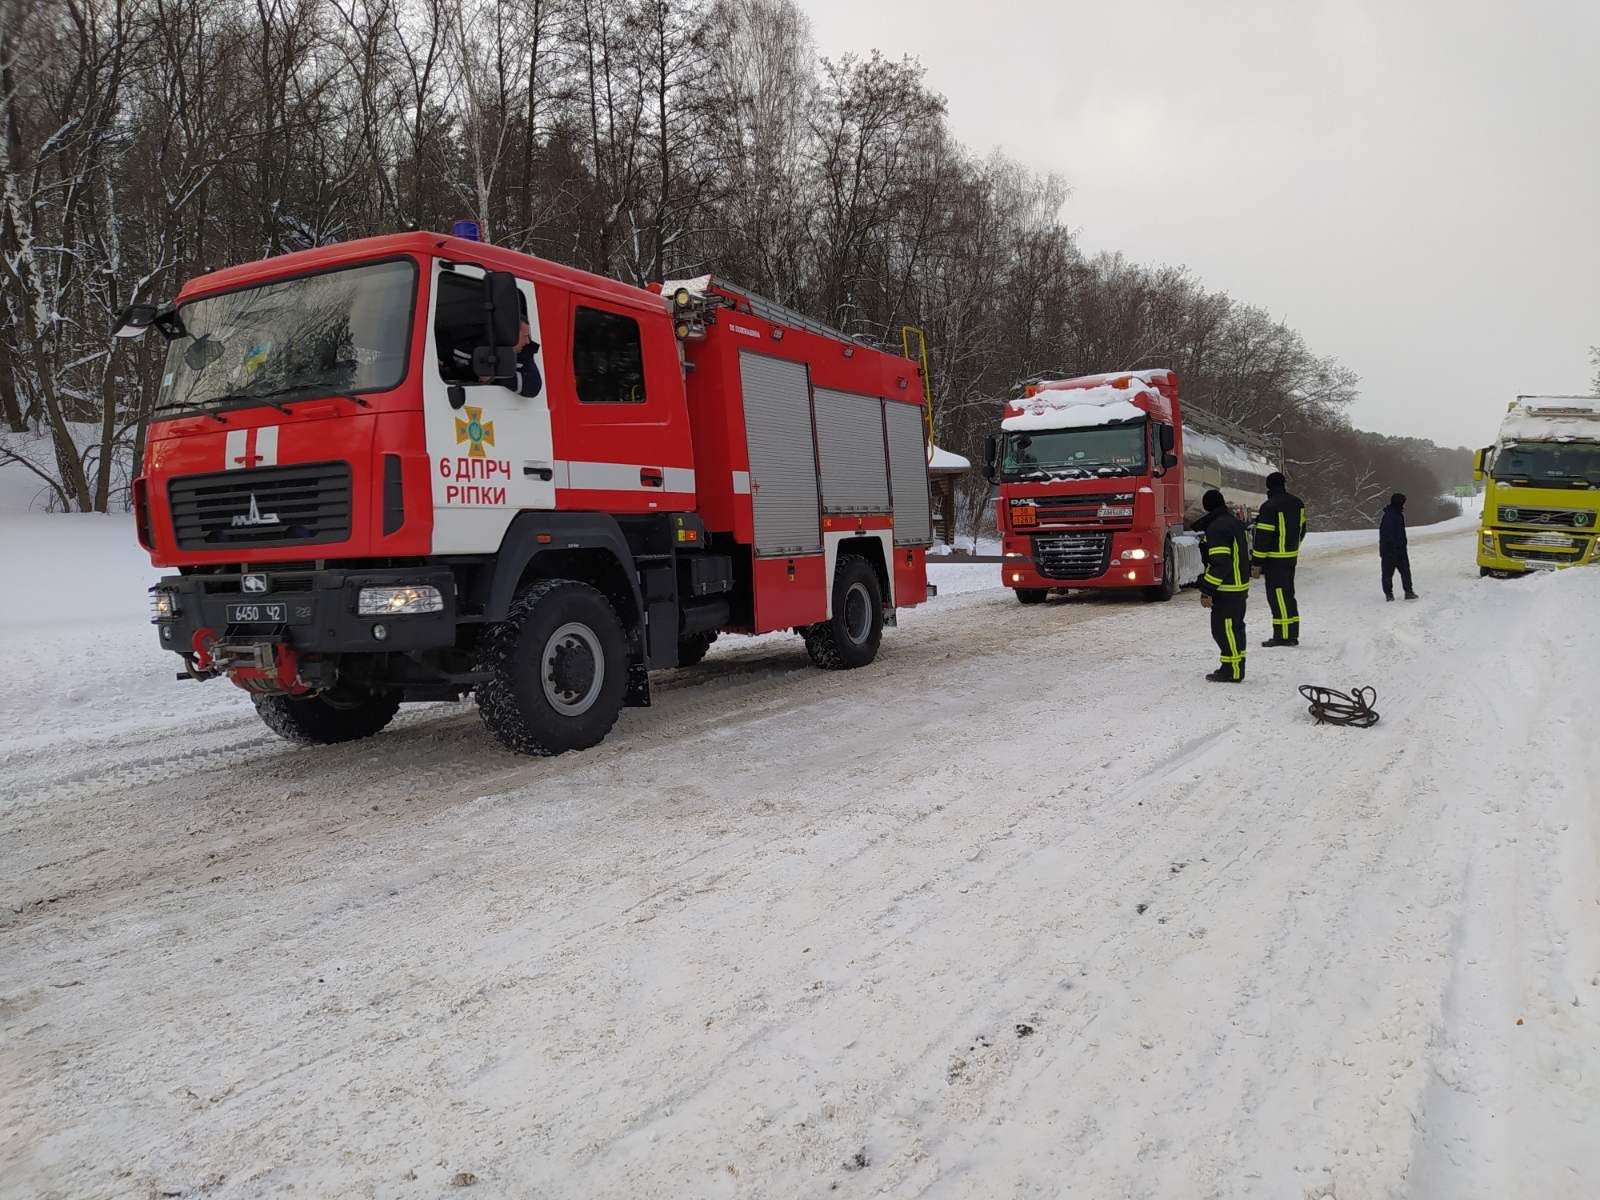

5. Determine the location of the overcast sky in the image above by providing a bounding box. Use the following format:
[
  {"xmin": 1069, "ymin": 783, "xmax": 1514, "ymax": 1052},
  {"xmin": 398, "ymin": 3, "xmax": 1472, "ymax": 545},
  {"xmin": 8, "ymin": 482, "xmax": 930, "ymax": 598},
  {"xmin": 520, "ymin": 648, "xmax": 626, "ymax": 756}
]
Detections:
[{"xmin": 803, "ymin": 0, "xmax": 1599, "ymax": 446}]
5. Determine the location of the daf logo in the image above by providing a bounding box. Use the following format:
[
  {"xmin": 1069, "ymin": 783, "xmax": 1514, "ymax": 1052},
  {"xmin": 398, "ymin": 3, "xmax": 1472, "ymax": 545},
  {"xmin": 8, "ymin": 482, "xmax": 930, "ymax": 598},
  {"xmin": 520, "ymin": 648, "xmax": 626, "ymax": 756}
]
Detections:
[
  {"xmin": 231, "ymin": 493, "xmax": 280, "ymax": 528},
  {"xmin": 242, "ymin": 574, "xmax": 269, "ymax": 593}
]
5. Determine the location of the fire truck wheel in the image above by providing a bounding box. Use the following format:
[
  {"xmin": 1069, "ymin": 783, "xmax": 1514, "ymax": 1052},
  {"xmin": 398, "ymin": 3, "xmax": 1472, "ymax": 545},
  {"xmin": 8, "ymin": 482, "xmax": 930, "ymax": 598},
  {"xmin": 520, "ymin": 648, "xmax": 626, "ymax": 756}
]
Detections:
[
  {"xmin": 676, "ymin": 631, "xmax": 718, "ymax": 668},
  {"xmin": 1015, "ymin": 588, "xmax": 1049, "ymax": 605},
  {"xmin": 1144, "ymin": 537, "xmax": 1179, "ymax": 602},
  {"xmin": 803, "ymin": 554, "xmax": 884, "ymax": 670},
  {"xmin": 475, "ymin": 578, "xmax": 628, "ymax": 755},
  {"xmin": 252, "ymin": 686, "xmax": 401, "ymax": 746}
]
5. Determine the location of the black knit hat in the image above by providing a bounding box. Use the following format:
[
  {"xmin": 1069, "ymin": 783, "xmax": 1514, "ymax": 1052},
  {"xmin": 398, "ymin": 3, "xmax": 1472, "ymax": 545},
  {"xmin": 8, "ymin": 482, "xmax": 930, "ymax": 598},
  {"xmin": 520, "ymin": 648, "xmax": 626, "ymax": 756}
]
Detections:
[
  {"xmin": 1391, "ymin": 492, "xmax": 1406, "ymax": 507},
  {"xmin": 1266, "ymin": 471, "xmax": 1286, "ymax": 492},
  {"xmin": 1202, "ymin": 489, "xmax": 1226, "ymax": 512}
]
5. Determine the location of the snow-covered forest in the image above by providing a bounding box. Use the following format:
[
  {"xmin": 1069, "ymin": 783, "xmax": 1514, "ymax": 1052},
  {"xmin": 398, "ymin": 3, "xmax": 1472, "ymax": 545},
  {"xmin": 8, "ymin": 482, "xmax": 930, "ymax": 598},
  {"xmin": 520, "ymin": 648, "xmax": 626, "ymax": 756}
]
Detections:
[{"xmin": 1, "ymin": 0, "xmax": 1463, "ymax": 523}]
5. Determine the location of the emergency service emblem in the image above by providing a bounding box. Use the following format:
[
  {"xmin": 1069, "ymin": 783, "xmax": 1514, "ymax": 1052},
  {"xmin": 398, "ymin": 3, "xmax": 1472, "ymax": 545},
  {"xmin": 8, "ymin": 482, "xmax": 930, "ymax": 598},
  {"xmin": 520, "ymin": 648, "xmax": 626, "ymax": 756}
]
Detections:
[{"xmin": 455, "ymin": 405, "xmax": 495, "ymax": 458}]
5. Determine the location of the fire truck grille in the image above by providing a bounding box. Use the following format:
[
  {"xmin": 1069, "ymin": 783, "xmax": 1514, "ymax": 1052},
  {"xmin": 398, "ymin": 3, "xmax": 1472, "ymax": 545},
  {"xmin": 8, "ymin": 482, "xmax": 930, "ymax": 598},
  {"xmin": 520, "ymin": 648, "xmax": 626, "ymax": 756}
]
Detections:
[
  {"xmin": 168, "ymin": 462, "xmax": 353, "ymax": 550},
  {"xmin": 1033, "ymin": 532, "xmax": 1112, "ymax": 580}
]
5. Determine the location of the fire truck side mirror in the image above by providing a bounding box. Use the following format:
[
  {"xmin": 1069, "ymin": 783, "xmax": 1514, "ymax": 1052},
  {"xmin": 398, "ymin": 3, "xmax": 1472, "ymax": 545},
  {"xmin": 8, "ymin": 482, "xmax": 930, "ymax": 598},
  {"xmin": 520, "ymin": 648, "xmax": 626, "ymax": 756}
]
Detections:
[
  {"xmin": 482, "ymin": 270, "xmax": 522, "ymax": 346},
  {"xmin": 111, "ymin": 304, "xmax": 159, "ymax": 339},
  {"xmin": 1472, "ymin": 448, "xmax": 1486, "ymax": 482},
  {"xmin": 1160, "ymin": 423, "xmax": 1176, "ymax": 453},
  {"xmin": 982, "ymin": 435, "xmax": 998, "ymax": 484},
  {"xmin": 1163, "ymin": 451, "xmax": 1179, "ymax": 469}
]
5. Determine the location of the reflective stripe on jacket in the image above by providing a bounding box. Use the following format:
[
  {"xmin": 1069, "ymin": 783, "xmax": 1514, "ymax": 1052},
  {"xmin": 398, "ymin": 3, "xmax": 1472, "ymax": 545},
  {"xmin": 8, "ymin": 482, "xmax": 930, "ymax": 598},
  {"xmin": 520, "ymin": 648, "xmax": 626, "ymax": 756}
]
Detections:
[
  {"xmin": 1194, "ymin": 508, "xmax": 1252, "ymax": 595},
  {"xmin": 1253, "ymin": 491, "xmax": 1307, "ymax": 560}
]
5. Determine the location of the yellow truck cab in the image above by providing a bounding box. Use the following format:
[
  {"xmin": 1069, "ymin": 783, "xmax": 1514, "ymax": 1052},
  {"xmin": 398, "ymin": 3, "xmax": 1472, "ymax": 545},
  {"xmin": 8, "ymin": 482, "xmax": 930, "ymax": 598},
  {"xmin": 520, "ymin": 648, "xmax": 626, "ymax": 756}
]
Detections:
[{"xmin": 1474, "ymin": 395, "xmax": 1600, "ymax": 576}]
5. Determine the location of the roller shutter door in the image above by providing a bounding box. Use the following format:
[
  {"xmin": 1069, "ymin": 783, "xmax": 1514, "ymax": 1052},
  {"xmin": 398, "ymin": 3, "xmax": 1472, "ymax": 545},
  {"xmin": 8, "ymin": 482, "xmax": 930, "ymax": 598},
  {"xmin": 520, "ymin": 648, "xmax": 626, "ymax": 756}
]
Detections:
[
  {"xmin": 884, "ymin": 399, "xmax": 931, "ymax": 546},
  {"xmin": 814, "ymin": 386, "xmax": 891, "ymax": 513},
  {"xmin": 739, "ymin": 351, "xmax": 821, "ymax": 556}
]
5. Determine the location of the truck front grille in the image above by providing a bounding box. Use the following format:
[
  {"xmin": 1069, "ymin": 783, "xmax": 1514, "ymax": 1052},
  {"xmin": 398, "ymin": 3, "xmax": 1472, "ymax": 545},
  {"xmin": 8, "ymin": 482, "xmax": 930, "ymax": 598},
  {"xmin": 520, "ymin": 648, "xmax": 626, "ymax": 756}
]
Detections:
[
  {"xmin": 1034, "ymin": 492, "xmax": 1134, "ymax": 526},
  {"xmin": 1500, "ymin": 507, "xmax": 1594, "ymax": 529},
  {"xmin": 1034, "ymin": 532, "xmax": 1111, "ymax": 580},
  {"xmin": 168, "ymin": 462, "xmax": 352, "ymax": 550}
]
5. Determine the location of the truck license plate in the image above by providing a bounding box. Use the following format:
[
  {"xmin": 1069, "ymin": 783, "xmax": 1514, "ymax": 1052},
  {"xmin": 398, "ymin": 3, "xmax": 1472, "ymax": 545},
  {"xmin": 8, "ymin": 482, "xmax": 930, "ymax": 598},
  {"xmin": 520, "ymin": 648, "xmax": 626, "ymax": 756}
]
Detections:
[{"xmin": 226, "ymin": 601, "xmax": 289, "ymax": 624}]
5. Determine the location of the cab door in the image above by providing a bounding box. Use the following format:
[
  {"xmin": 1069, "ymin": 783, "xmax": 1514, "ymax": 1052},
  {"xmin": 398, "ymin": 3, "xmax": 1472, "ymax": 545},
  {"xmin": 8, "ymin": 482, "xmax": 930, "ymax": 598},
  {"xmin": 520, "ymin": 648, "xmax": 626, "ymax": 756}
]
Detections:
[
  {"xmin": 544, "ymin": 287, "xmax": 695, "ymax": 514},
  {"xmin": 423, "ymin": 259, "xmax": 555, "ymax": 553}
]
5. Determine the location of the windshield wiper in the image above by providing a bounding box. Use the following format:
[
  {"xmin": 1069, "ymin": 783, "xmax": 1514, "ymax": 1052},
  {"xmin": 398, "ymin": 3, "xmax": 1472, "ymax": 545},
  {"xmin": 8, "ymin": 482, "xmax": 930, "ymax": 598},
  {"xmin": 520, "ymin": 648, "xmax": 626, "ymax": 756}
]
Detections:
[
  {"xmin": 188, "ymin": 385, "xmax": 301, "ymax": 416},
  {"xmin": 197, "ymin": 383, "xmax": 370, "ymax": 416}
]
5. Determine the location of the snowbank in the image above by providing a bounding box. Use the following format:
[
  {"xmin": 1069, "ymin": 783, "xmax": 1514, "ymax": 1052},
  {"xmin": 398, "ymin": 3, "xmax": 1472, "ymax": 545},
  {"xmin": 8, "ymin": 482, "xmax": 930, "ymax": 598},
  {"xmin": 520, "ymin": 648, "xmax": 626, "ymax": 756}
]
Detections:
[{"xmin": 0, "ymin": 513, "xmax": 254, "ymax": 753}]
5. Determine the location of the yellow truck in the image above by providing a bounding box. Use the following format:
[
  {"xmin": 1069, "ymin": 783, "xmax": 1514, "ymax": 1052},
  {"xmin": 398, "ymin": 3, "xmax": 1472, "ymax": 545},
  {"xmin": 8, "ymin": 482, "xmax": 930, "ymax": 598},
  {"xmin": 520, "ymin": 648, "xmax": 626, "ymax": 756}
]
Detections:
[{"xmin": 1474, "ymin": 395, "xmax": 1600, "ymax": 576}]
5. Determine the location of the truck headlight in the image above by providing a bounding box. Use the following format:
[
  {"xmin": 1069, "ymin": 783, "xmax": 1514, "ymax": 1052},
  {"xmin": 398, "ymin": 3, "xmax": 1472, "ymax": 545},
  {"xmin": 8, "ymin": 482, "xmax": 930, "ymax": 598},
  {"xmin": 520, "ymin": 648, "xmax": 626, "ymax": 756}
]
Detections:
[
  {"xmin": 150, "ymin": 589, "xmax": 180, "ymax": 620},
  {"xmin": 1481, "ymin": 532, "xmax": 1495, "ymax": 552},
  {"xmin": 1124, "ymin": 548, "xmax": 1149, "ymax": 560},
  {"xmin": 357, "ymin": 585, "xmax": 444, "ymax": 616}
]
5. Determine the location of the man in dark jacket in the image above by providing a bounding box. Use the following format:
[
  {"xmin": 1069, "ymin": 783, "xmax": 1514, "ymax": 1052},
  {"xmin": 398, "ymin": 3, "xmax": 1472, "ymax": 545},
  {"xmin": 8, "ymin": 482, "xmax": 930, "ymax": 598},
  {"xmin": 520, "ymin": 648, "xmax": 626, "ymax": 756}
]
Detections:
[
  {"xmin": 1379, "ymin": 493, "xmax": 1418, "ymax": 601},
  {"xmin": 1252, "ymin": 471, "xmax": 1307, "ymax": 646},
  {"xmin": 1193, "ymin": 489, "xmax": 1251, "ymax": 682}
]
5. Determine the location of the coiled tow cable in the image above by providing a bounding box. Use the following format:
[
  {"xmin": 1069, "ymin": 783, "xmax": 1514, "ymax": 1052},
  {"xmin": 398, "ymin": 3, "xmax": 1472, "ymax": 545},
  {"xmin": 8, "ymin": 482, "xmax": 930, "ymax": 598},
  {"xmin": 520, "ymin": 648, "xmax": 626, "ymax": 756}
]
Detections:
[{"xmin": 1299, "ymin": 684, "xmax": 1380, "ymax": 728}]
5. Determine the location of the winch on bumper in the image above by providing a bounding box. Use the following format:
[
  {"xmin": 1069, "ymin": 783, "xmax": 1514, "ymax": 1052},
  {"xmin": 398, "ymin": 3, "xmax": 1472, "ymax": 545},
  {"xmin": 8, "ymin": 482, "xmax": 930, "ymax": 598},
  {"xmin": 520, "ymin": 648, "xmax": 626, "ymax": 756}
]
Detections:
[{"xmin": 150, "ymin": 567, "xmax": 457, "ymax": 691}]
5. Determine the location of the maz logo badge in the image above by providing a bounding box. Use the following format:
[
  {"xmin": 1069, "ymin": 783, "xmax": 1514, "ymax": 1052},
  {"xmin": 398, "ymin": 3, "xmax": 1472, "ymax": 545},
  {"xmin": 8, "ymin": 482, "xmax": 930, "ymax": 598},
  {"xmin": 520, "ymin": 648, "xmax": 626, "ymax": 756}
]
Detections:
[
  {"xmin": 231, "ymin": 494, "xmax": 280, "ymax": 528},
  {"xmin": 241, "ymin": 574, "xmax": 269, "ymax": 593}
]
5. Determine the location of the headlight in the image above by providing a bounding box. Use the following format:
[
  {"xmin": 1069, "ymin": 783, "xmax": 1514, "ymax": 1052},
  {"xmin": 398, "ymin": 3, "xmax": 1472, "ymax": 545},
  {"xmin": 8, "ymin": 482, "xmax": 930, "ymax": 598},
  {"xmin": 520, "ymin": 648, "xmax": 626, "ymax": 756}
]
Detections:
[
  {"xmin": 1481, "ymin": 532, "xmax": 1495, "ymax": 552},
  {"xmin": 1124, "ymin": 548, "xmax": 1149, "ymax": 560},
  {"xmin": 357, "ymin": 585, "xmax": 444, "ymax": 616},
  {"xmin": 150, "ymin": 589, "xmax": 180, "ymax": 620}
]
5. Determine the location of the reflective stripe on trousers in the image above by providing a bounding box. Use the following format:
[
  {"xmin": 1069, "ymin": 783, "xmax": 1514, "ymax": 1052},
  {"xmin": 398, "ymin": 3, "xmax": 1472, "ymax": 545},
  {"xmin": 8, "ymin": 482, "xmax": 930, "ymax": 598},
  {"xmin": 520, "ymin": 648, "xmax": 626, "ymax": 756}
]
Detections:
[
  {"xmin": 1263, "ymin": 561, "xmax": 1299, "ymax": 639},
  {"xmin": 1210, "ymin": 600, "xmax": 1247, "ymax": 679}
]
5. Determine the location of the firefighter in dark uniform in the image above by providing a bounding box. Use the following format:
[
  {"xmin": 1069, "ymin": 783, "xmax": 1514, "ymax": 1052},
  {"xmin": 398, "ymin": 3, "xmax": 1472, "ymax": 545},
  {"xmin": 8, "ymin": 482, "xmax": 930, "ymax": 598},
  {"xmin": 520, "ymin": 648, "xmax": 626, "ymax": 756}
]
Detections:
[
  {"xmin": 1252, "ymin": 471, "xmax": 1307, "ymax": 646},
  {"xmin": 1193, "ymin": 489, "xmax": 1251, "ymax": 682}
]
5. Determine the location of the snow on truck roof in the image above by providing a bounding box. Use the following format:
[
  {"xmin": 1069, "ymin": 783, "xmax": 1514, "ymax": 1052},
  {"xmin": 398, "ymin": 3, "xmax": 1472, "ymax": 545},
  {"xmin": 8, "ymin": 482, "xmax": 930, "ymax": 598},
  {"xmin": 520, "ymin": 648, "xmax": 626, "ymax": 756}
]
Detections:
[
  {"xmin": 1001, "ymin": 376, "xmax": 1157, "ymax": 433},
  {"xmin": 1184, "ymin": 429, "xmax": 1276, "ymax": 477},
  {"xmin": 1500, "ymin": 395, "xmax": 1600, "ymax": 443}
]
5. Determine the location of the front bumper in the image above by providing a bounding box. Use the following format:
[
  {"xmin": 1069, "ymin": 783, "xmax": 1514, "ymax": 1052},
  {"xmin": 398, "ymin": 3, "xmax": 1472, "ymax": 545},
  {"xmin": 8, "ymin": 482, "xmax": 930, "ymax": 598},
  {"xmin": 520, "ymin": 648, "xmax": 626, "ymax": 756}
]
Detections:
[
  {"xmin": 1477, "ymin": 529, "xmax": 1599, "ymax": 573},
  {"xmin": 151, "ymin": 566, "xmax": 459, "ymax": 660},
  {"xmin": 999, "ymin": 528, "xmax": 1160, "ymax": 589}
]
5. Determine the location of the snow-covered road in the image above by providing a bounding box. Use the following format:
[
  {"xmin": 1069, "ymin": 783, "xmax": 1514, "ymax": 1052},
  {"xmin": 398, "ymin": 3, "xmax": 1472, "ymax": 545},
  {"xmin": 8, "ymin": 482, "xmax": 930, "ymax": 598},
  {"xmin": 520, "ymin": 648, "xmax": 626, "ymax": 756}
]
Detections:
[{"xmin": 3, "ymin": 519, "xmax": 1597, "ymax": 1200}]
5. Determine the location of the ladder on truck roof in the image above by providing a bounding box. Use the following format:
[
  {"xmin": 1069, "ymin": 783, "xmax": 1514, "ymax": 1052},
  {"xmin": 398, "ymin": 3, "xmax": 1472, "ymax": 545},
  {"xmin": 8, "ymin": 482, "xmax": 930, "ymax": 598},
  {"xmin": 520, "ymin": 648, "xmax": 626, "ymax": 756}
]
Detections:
[
  {"xmin": 1183, "ymin": 401, "xmax": 1283, "ymax": 469},
  {"xmin": 682, "ymin": 276, "xmax": 870, "ymax": 347}
]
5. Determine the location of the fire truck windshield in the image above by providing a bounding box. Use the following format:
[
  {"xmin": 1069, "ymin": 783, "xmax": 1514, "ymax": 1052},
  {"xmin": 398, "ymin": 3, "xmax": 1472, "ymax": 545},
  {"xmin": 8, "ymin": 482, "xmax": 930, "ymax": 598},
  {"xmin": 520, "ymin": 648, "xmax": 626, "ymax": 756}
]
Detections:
[
  {"xmin": 155, "ymin": 258, "xmax": 416, "ymax": 417},
  {"xmin": 1492, "ymin": 441, "xmax": 1600, "ymax": 485},
  {"xmin": 1001, "ymin": 422, "xmax": 1148, "ymax": 480}
]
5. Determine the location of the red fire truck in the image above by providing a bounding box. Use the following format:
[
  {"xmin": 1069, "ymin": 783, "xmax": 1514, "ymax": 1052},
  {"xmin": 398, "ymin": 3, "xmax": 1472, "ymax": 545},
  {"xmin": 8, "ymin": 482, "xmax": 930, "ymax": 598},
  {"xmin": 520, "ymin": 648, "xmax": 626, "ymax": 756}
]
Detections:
[
  {"xmin": 119, "ymin": 232, "xmax": 933, "ymax": 755},
  {"xmin": 982, "ymin": 370, "xmax": 1276, "ymax": 603}
]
